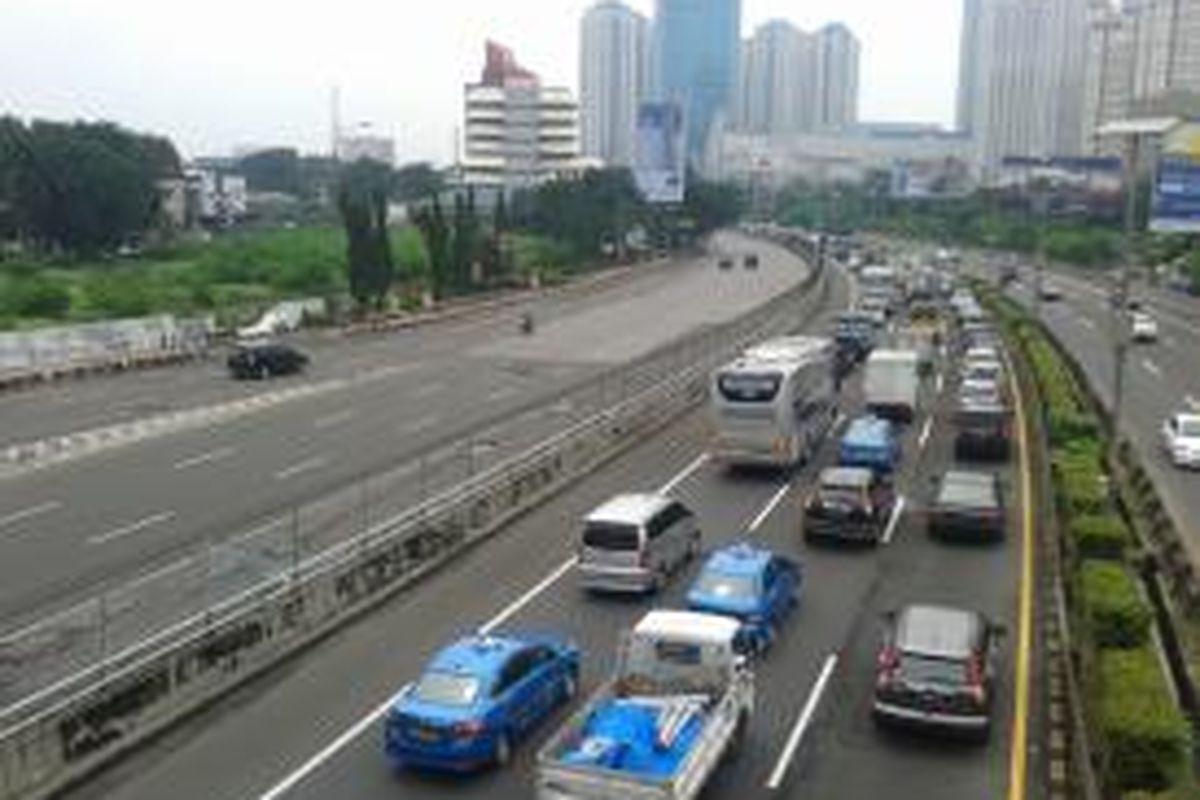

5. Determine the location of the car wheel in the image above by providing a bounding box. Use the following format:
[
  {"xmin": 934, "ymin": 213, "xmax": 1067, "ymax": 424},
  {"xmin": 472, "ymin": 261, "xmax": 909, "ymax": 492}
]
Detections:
[{"xmin": 494, "ymin": 732, "xmax": 513, "ymax": 767}]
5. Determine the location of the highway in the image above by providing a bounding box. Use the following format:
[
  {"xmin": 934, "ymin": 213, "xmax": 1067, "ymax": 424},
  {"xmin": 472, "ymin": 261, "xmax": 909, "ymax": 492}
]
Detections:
[
  {"xmin": 62, "ymin": 271, "xmax": 1036, "ymax": 800},
  {"xmin": 0, "ymin": 233, "xmax": 810, "ymax": 702},
  {"xmin": 998, "ymin": 263, "xmax": 1200, "ymax": 565}
]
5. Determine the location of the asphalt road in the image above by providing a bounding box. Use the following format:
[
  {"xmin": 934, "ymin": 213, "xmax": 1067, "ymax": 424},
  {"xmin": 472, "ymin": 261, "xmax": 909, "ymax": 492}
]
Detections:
[
  {"xmin": 996, "ymin": 263, "xmax": 1200, "ymax": 565},
  {"xmin": 0, "ymin": 233, "xmax": 808, "ymax": 659},
  {"xmin": 64, "ymin": 283, "xmax": 1034, "ymax": 800}
]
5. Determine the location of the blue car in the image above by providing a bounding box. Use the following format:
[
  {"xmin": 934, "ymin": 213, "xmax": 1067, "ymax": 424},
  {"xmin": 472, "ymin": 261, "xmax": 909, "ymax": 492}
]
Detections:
[
  {"xmin": 686, "ymin": 543, "xmax": 801, "ymax": 654},
  {"xmin": 384, "ymin": 633, "xmax": 580, "ymax": 772},
  {"xmin": 839, "ymin": 415, "xmax": 901, "ymax": 474}
]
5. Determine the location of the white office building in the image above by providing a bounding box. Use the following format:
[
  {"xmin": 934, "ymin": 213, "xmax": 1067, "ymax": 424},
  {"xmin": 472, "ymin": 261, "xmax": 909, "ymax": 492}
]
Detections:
[
  {"xmin": 815, "ymin": 23, "xmax": 860, "ymax": 131},
  {"xmin": 736, "ymin": 20, "xmax": 817, "ymax": 135},
  {"xmin": 957, "ymin": 0, "xmax": 1090, "ymax": 175},
  {"xmin": 580, "ymin": 0, "xmax": 651, "ymax": 166},
  {"xmin": 461, "ymin": 42, "xmax": 589, "ymax": 189}
]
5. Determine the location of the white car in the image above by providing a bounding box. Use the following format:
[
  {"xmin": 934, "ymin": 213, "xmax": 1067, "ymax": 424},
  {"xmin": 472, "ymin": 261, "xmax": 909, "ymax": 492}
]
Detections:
[
  {"xmin": 1130, "ymin": 312, "xmax": 1158, "ymax": 343},
  {"xmin": 1163, "ymin": 412, "xmax": 1200, "ymax": 469}
]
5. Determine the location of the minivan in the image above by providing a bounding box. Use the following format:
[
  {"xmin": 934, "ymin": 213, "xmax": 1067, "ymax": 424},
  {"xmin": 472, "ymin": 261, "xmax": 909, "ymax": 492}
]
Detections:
[
  {"xmin": 873, "ymin": 604, "xmax": 1003, "ymax": 739},
  {"xmin": 576, "ymin": 494, "xmax": 700, "ymax": 594}
]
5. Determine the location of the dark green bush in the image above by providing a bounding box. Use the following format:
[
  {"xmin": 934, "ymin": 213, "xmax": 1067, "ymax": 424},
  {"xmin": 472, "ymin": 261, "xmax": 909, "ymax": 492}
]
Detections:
[
  {"xmin": 0, "ymin": 275, "xmax": 72, "ymax": 319},
  {"xmin": 1054, "ymin": 451, "xmax": 1108, "ymax": 516},
  {"xmin": 1080, "ymin": 562, "xmax": 1152, "ymax": 648},
  {"xmin": 1094, "ymin": 647, "xmax": 1192, "ymax": 792},
  {"xmin": 1070, "ymin": 515, "xmax": 1130, "ymax": 560},
  {"xmin": 1048, "ymin": 410, "xmax": 1100, "ymax": 448}
]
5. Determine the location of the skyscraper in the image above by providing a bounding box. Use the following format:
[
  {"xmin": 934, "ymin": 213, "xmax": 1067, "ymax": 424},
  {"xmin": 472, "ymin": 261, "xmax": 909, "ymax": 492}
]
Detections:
[
  {"xmin": 736, "ymin": 20, "xmax": 816, "ymax": 135},
  {"xmin": 653, "ymin": 0, "xmax": 742, "ymax": 159},
  {"xmin": 580, "ymin": 1, "xmax": 651, "ymax": 167},
  {"xmin": 956, "ymin": 0, "xmax": 1090, "ymax": 173},
  {"xmin": 814, "ymin": 23, "xmax": 861, "ymax": 131}
]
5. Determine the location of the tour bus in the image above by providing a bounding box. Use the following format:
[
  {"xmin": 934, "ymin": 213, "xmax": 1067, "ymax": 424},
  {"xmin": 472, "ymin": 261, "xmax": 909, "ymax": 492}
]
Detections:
[{"xmin": 710, "ymin": 336, "xmax": 839, "ymax": 469}]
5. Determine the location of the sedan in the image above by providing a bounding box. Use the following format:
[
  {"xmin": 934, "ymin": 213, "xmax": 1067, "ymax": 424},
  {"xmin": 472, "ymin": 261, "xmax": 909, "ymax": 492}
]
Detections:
[
  {"xmin": 686, "ymin": 542, "xmax": 800, "ymax": 654},
  {"xmin": 1130, "ymin": 312, "xmax": 1158, "ymax": 343},
  {"xmin": 1162, "ymin": 412, "xmax": 1200, "ymax": 469},
  {"xmin": 926, "ymin": 471, "xmax": 1006, "ymax": 541},
  {"xmin": 385, "ymin": 634, "xmax": 579, "ymax": 771},
  {"xmin": 804, "ymin": 466, "xmax": 896, "ymax": 545},
  {"xmin": 227, "ymin": 340, "xmax": 308, "ymax": 380}
]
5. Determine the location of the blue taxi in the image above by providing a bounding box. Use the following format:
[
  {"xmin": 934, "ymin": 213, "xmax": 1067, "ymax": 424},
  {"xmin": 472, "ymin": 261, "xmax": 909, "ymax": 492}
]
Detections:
[
  {"xmin": 384, "ymin": 633, "xmax": 580, "ymax": 772},
  {"xmin": 839, "ymin": 415, "xmax": 902, "ymax": 474},
  {"xmin": 685, "ymin": 543, "xmax": 801, "ymax": 654}
]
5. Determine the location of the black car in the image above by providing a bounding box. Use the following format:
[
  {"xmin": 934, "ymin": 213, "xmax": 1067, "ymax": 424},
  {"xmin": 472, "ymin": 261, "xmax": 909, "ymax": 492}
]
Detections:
[
  {"xmin": 873, "ymin": 604, "xmax": 1002, "ymax": 739},
  {"xmin": 926, "ymin": 470, "xmax": 1006, "ymax": 541},
  {"xmin": 803, "ymin": 467, "xmax": 895, "ymax": 545},
  {"xmin": 953, "ymin": 402, "xmax": 1011, "ymax": 462},
  {"xmin": 228, "ymin": 340, "xmax": 309, "ymax": 379}
]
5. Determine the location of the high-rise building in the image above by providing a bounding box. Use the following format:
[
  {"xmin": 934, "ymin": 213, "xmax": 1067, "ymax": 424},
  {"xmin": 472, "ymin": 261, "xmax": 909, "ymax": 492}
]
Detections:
[
  {"xmin": 956, "ymin": 0, "xmax": 1090, "ymax": 174},
  {"xmin": 736, "ymin": 20, "xmax": 816, "ymax": 135},
  {"xmin": 653, "ymin": 0, "xmax": 742, "ymax": 159},
  {"xmin": 461, "ymin": 42, "xmax": 586, "ymax": 189},
  {"xmin": 580, "ymin": 1, "xmax": 651, "ymax": 166},
  {"xmin": 815, "ymin": 23, "xmax": 861, "ymax": 131},
  {"xmin": 1082, "ymin": 1, "xmax": 1136, "ymax": 154}
]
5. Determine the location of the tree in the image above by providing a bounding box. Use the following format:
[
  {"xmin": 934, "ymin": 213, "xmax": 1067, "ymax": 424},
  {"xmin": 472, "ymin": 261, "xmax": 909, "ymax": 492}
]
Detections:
[
  {"xmin": 336, "ymin": 159, "xmax": 394, "ymax": 310},
  {"xmin": 237, "ymin": 148, "xmax": 301, "ymax": 195},
  {"xmin": 684, "ymin": 175, "xmax": 744, "ymax": 234},
  {"xmin": 412, "ymin": 194, "xmax": 451, "ymax": 300},
  {"xmin": 392, "ymin": 162, "xmax": 444, "ymax": 202}
]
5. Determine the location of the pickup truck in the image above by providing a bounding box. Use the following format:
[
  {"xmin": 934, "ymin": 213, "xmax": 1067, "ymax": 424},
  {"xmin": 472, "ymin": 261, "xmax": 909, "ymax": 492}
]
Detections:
[{"xmin": 536, "ymin": 610, "xmax": 753, "ymax": 800}]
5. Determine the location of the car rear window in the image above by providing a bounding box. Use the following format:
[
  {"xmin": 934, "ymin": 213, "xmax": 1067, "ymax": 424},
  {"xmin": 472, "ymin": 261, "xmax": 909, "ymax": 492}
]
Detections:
[
  {"xmin": 939, "ymin": 475, "xmax": 997, "ymax": 508},
  {"xmin": 898, "ymin": 654, "xmax": 966, "ymax": 686},
  {"xmin": 694, "ymin": 572, "xmax": 757, "ymax": 601},
  {"xmin": 718, "ymin": 372, "xmax": 782, "ymax": 403},
  {"xmin": 412, "ymin": 672, "xmax": 481, "ymax": 706},
  {"xmin": 582, "ymin": 521, "xmax": 640, "ymax": 551}
]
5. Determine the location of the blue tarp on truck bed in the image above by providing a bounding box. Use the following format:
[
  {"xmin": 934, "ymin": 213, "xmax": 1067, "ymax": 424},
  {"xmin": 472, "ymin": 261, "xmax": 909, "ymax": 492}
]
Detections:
[{"xmin": 558, "ymin": 698, "xmax": 704, "ymax": 779}]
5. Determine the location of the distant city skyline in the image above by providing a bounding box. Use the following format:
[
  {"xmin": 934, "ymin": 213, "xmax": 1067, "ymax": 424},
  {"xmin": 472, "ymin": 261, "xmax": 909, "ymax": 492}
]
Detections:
[{"xmin": 0, "ymin": 0, "xmax": 963, "ymax": 162}]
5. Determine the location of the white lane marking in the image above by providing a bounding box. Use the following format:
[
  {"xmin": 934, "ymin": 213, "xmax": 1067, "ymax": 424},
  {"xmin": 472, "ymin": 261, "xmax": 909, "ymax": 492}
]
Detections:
[
  {"xmin": 657, "ymin": 453, "xmax": 710, "ymax": 495},
  {"xmin": 256, "ymin": 684, "xmax": 411, "ymax": 800},
  {"xmin": 314, "ymin": 410, "xmax": 355, "ymax": 430},
  {"xmin": 749, "ymin": 484, "xmax": 791, "ymax": 533},
  {"xmin": 881, "ymin": 496, "xmax": 907, "ymax": 545},
  {"xmin": 89, "ymin": 510, "xmax": 176, "ymax": 546},
  {"xmin": 479, "ymin": 557, "xmax": 578, "ymax": 635},
  {"xmin": 412, "ymin": 381, "xmax": 446, "ymax": 399},
  {"xmin": 0, "ymin": 501, "xmax": 63, "ymax": 531},
  {"xmin": 1142, "ymin": 359, "xmax": 1163, "ymax": 379},
  {"xmin": 486, "ymin": 386, "xmax": 520, "ymax": 403},
  {"xmin": 935, "ymin": 372, "xmax": 944, "ymax": 395},
  {"xmin": 173, "ymin": 446, "xmax": 237, "ymax": 471},
  {"xmin": 254, "ymin": 554, "xmax": 579, "ymax": 800},
  {"xmin": 274, "ymin": 457, "xmax": 327, "ymax": 481},
  {"xmin": 1078, "ymin": 316, "xmax": 1096, "ymax": 331},
  {"xmin": 918, "ymin": 418, "xmax": 934, "ymax": 452},
  {"xmin": 397, "ymin": 413, "xmax": 442, "ymax": 436},
  {"xmin": 765, "ymin": 653, "xmax": 840, "ymax": 790}
]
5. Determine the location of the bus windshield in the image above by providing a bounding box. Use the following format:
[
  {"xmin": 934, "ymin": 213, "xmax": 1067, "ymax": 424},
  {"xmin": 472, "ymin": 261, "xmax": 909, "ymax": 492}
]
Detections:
[{"xmin": 717, "ymin": 372, "xmax": 782, "ymax": 403}]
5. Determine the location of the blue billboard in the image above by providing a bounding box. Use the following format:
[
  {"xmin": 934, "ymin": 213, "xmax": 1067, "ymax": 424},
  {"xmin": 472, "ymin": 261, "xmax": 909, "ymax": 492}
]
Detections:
[
  {"xmin": 633, "ymin": 102, "xmax": 687, "ymax": 205},
  {"xmin": 1151, "ymin": 123, "xmax": 1200, "ymax": 234}
]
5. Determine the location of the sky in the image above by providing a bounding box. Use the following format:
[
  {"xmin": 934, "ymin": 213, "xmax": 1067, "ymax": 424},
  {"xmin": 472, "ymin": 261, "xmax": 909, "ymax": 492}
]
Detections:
[{"xmin": 1, "ymin": 0, "xmax": 963, "ymax": 164}]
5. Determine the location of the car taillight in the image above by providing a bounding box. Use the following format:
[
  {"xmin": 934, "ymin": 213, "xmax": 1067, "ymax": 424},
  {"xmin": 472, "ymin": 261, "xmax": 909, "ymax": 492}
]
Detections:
[
  {"xmin": 452, "ymin": 720, "xmax": 485, "ymax": 738},
  {"xmin": 965, "ymin": 656, "xmax": 986, "ymax": 703},
  {"xmin": 876, "ymin": 646, "xmax": 899, "ymax": 687}
]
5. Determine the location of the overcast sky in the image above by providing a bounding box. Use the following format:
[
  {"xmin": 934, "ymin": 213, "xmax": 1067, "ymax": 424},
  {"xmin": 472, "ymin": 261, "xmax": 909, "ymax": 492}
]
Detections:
[{"xmin": 1, "ymin": 0, "xmax": 963, "ymax": 163}]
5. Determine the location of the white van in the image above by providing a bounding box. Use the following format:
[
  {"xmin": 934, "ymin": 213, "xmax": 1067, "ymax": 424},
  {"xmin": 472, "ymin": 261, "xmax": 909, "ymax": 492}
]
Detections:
[
  {"xmin": 864, "ymin": 349, "xmax": 921, "ymax": 423},
  {"xmin": 577, "ymin": 494, "xmax": 700, "ymax": 594}
]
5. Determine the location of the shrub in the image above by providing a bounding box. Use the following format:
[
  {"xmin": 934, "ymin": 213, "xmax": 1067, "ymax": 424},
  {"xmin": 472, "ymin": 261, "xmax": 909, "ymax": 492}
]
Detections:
[
  {"xmin": 0, "ymin": 275, "xmax": 72, "ymax": 319},
  {"xmin": 1054, "ymin": 450, "xmax": 1108, "ymax": 516},
  {"xmin": 1080, "ymin": 562, "xmax": 1152, "ymax": 648},
  {"xmin": 1048, "ymin": 411, "xmax": 1100, "ymax": 448},
  {"xmin": 1070, "ymin": 515, "xmax": 1130, "ymax": 560},
  {"xmin": 1094, "ymin": 647, "xmax": 1192, "ymax": 792}
]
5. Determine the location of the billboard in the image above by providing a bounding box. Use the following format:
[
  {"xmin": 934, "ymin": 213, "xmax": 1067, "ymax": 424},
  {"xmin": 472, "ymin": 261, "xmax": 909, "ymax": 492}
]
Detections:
[
  {"xmin": 634, "ymin": 102, "xmax": 686, "ymax": 204},
  {"xmin": 889, "ymin": 157, "xmax": 972, "ymax": 200},
  {"xmin": 1151, "ymin": 122, "xmax": 1200, "ymax": 234}
]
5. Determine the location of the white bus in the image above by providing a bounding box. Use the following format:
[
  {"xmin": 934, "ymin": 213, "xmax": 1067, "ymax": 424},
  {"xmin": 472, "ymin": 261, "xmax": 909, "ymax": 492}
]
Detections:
[{"xmin": 710, "ymin": 336, "xmax": 838, "ymax": 469}]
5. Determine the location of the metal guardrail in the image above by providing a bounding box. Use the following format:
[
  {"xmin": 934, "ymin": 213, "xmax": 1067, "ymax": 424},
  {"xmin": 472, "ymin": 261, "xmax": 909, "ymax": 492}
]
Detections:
[{"xmin": 0, "ymin": 246, "xmax": 829, "ymax": 800}]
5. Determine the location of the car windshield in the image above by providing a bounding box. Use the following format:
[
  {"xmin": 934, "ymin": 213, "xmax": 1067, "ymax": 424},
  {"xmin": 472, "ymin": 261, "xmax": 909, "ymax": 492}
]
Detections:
[
  {"xmin": 939, "ymin": 474, "xmax": 996, "ymax": 507},
  {"xmin": 821, "ymin": 484, "xmax": 865, "ymax": 504},
  {"xmin": 412, "ymin": 672, "xmax": 481, "ymax": 707},
  {"xmin": 583, "ymin": 521, "xmax": 640, "ymax": 551},
  {"xmin": 1178, "ymin": 418, "xmax": 1200, "ymax": 438},
  {"xmin": 693, "ymin": 572, "xmax": 757, "ymax": 600},
  {"xmin": 898, "ymin": 654, "xmax": 966, "ymax": 686}
]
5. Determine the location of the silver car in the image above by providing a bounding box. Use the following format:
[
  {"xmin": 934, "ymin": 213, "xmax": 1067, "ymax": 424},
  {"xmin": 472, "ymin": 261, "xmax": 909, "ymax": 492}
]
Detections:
[{"xmin": 576, "ymin": 494, "xmax": 700, "ymax": 594}]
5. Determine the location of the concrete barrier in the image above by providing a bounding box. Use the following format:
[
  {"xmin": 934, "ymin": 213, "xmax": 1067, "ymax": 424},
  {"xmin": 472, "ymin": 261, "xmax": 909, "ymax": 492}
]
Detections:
[{"xmin": 0, "ymin": 246, "xmax": 827, "ymax": 800}]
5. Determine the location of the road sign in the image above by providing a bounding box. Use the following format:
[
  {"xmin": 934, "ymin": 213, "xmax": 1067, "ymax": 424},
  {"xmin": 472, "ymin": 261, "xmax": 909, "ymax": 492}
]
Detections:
[{"xmin": 1151, "ymin": 122, "xmax": 1200, "ymax": 234}]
